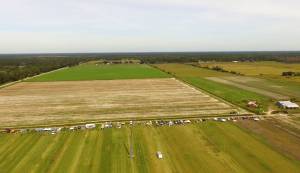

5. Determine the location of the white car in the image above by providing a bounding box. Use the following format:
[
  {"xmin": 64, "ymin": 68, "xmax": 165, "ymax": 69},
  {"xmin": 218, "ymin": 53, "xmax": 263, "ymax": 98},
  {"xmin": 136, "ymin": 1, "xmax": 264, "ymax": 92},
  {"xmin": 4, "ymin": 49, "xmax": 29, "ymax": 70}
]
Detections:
[{"xmin": 156, "ymin": 151, "xmax": 163, "ymax": 159}]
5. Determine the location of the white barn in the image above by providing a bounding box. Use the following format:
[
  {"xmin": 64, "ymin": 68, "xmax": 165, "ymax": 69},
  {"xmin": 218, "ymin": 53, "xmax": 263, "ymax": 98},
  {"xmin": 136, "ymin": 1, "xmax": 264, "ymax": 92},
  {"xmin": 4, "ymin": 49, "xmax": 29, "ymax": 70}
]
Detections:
[{"xmin": 277, "ymin": 101, "xmax": 299, "ymax": 109}]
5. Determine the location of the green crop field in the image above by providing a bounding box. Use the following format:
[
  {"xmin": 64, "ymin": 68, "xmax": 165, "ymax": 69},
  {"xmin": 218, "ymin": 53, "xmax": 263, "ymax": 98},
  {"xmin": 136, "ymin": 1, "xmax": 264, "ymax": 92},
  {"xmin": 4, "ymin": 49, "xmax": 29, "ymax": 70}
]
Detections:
[
  {"xmin": 1, "ymin": 122, "xmax": 299, "ymax": 173},
  {"xmin": 155, "ymin": 64, "xmax": 271, "ymax": 113},
  {"xmin": 27, "ymin": 64, "xmax": 170, "ymax": 82}
]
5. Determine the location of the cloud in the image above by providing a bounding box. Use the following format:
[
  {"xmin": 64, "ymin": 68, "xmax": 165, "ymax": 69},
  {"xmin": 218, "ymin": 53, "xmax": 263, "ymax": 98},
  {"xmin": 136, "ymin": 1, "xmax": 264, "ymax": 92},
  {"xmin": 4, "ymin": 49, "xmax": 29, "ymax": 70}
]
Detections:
[{"xmin": 0, "ymin": 0, "xmax": 299, "ymax": 53}]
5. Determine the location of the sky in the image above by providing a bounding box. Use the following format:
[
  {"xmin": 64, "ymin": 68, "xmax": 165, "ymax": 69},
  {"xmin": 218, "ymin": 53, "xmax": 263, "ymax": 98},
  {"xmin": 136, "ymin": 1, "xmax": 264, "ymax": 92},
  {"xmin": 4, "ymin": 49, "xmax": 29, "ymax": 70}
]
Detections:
[{"xmin": 0, "ymin": 0, "xmax": 300, "ymax": 53}]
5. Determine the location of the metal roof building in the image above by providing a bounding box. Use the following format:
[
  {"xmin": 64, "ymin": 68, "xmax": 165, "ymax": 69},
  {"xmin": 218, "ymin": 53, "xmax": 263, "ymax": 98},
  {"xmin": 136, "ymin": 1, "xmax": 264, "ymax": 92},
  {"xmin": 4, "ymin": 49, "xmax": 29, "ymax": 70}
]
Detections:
[{"xmin": 277, "ymin": 101, "xmax": 299, "ymax": 109}]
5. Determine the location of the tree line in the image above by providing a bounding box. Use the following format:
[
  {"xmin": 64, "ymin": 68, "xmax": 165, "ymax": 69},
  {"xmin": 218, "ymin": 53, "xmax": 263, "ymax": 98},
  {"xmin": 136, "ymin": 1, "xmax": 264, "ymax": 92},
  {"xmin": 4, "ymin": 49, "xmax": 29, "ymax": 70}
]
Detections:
[
  {"xmin": 0, "ymin": 51, "xmax": 299, "ymax": 85},
  {"xmin": 0, "ymin": 57, "xmax": 93, "ymax": 85}
]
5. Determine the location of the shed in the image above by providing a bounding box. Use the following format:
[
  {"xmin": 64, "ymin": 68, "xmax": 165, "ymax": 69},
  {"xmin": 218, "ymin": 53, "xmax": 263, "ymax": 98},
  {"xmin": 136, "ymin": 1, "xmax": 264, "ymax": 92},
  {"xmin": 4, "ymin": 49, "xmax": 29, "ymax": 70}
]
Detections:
[{"xmin": 277, "ymin": 101, "xmax": 299, "ymax": 109}]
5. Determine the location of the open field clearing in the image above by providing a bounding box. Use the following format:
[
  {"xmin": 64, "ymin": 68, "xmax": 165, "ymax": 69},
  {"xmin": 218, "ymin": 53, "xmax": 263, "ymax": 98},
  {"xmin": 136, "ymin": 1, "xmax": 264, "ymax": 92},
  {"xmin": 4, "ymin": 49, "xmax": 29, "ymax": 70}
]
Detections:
[
  {"xmin": 199, "ymin": 61, "xmax": 300, "ymax": 76},
  {"xmin": 0, "ymin": 122, "xmax": 299, "ymax": 173},
  {"xmin": 205, "ymin": 76, "xmax": 300, "ymax": 110},
  {"xmin": 206, "ymin": 77, "xmax": 289, "ymax": 100},
  {"xmin": 193, "ymin": 61, "xmax": 300, "ymax": 112},
  {"xmin": 155, "ymin": 64, "xmax": 271, "ymax": 113},
  {"xmin": 197, "ymin": 61, "xmax": 300, "ymax": 89},
  {"xmin": 237, "ymin": 119, "xmax": 300, "ymax": 161},
  {"xmin": 0, "ymin": 78, "xmax": 242, "ymax": 127},
  {"xmin": 221, "ymin": 76, "xmax": 300, "ymax": 100},
  {"xmin": 26, "ymin": 64, "xmax": 170, "ymax": 82}
]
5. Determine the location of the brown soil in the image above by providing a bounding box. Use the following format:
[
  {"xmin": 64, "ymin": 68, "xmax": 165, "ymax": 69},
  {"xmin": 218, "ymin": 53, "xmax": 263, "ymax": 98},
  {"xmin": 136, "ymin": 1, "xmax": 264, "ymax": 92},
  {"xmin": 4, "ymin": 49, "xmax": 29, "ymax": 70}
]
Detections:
[{"xmin": 0, "ymin": 78, "xmax": 238, "ymax": 127}]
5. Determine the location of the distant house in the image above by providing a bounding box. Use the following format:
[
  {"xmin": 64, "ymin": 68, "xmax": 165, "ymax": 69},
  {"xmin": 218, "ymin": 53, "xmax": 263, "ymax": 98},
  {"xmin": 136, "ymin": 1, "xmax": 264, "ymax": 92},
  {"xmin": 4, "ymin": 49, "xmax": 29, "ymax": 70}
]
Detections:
[
  {"xmin": 247, "ymin": 101, "xmax": 258, "ymax": 108},
  {"xmin": 277, "ymin": 101, "xmax": 299, "ymax": 109}
]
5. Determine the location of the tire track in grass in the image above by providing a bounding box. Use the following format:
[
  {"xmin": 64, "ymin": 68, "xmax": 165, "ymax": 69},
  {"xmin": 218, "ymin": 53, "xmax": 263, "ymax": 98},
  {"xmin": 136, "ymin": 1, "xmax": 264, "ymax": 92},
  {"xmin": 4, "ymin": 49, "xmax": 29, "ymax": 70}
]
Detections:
[
  {"xmin": 91, "ymin": 131, "xmax": 104, "ymax": 172},
  {"xmin": 0, "ymin": 134, "xmax": 25, "ymax": 156},
  {"xmin": 67, "ymin": 131, "xmax": 89, "ymax": 173},
  {"xmin": 114, "ymin": 128, "xmax": 132, "ymax": 173},
  {"xmin": 32, "ymin": 132, "xmax": 68, "ymax": 173},
  {"xmin": 141, "ymin": 127, "xmax": 173, "ymax": 173},
  {"xmin": 0, "ymin": 134, "xmax": 11, "ymax": 146},
  {"xmin": 76, "ymin": 130, "xmax": 98, "ymax": 172},
  {"xmin": 100, "ymin": 128, "xmax": 134, "ymax": 173},
  {"xmin": 10, "ymin": 134, "xmax": 54, "ymax": 172},
  {"xmin": 219, "ymin": 122, "xmax": 300, "ymax": 173},
  {"xmin": 200, "ymin": 122, "xmax": 271, "ymax": 173},
  {"xmin": 0, "ymin": 133, "xmax": 32, "ymax": 161},
  {"xmin": 46, "ymin": 132, "xmax": 76, "ymax": 173},
  {"xmin": 1, "ymin": 133, "xmax": 42, "ymax": 172},
  {"xmin": 125, "ymin": 128, "xmax": 136, "ymax": 173},
  {"xmin": 0, "ymin": 133, "xmax": 37, "ymax": 167},
  {"xmin": 52, "ymin": 131, "xmax": 86, "ymax": 173},
  {"xmin": 148, "ymin": 127, "xmax": 174, "ymax": 173},
  {"xmin": 132, "ymin": 127, "xmax": 150, "ymax": 173},
  {"xmin": 200, "ymin": 122, "xmax": 300, "ymax": 173},
  {"xmin": 99, "ymin": 129, "xmax": 113, "ymax": 173},
  {"xmin": 29, "ymin": 133, "xmax": 64, "ymax": 173},
  {"xmin": 154, "ymin": 126, "xmax": 185, "ymax": 172},
  {"xmin": 224, "ymin": 123, "xmax": 300, "ymax": 172},
  {"xmin": 192, "ymin": 124, "xmax": 246, "ymax": 173},
  {"xmin": 158, "ymin": 125, "xmax": 233, "ymax": 173}
]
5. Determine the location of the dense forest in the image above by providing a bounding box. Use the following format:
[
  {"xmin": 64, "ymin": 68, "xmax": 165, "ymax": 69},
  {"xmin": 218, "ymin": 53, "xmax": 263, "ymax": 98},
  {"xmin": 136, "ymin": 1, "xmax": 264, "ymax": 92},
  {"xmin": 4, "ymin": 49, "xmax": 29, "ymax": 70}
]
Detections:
[
  {"xmin": 0, "ymin": 51, "xmax": 299, "ymax": 85},
  {"xmin": 0, "ymin": 57, "xmax": 92, "ymax": 85},
  {"xmin": 95, "ymin": 51, "xmax": 300, "ymax": 63}
]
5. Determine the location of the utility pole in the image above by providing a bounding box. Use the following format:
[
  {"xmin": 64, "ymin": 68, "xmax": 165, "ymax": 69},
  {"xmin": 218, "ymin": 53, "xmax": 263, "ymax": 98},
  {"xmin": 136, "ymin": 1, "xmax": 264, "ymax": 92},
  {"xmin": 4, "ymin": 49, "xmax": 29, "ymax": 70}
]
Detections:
[{"xmin": 129, "ymin": 127, "xmax": 134, "ymax": 159}]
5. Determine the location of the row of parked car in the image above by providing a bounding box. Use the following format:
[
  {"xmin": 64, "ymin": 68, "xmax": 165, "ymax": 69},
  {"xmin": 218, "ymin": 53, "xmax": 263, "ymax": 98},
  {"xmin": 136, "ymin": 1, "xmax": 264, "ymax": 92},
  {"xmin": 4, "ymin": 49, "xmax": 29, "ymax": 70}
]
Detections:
[{"xmin": 1, "ymin": 115, "xmax": 261, "ymax": 134}]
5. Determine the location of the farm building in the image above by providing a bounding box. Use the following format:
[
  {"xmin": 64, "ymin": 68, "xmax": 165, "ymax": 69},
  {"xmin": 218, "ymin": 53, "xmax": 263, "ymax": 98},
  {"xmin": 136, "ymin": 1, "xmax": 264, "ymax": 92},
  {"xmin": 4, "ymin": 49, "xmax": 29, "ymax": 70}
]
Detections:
[{"xmin": 277, "ymin": 101, "xmax": 299, "ymax": 109}]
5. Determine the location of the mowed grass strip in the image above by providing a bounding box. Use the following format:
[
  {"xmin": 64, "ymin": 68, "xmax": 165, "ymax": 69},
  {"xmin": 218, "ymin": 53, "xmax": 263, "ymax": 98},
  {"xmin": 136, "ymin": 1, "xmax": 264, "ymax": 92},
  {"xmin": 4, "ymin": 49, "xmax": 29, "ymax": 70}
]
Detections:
[
  {"xmin": 199, "ymin": 122, "xmax": 300, "ymax": 173},
  {"xmin": 9, "ymin": 134, "xmax": 55, "ymax": 172},
  {"xmin": 76, "ymin": 130, "xmax": 102, "ymax": 172},
  {"xmin": 27, "ymin": 64, "xmax": 170, "ymax": 82},
  {"xmin": 0, "ymin": 133, "xmax": 42, "ymax": 171},
  {"xmin": 99, "ymin": 128, "xmax": 132, "ymax": 173},
  {"xmin": 0, "ymin": 123, "xmax": 299, "ymax": 173},
  {"xmin": 237, "ymin": 119, "xmax": 300, "ymax": 160}
]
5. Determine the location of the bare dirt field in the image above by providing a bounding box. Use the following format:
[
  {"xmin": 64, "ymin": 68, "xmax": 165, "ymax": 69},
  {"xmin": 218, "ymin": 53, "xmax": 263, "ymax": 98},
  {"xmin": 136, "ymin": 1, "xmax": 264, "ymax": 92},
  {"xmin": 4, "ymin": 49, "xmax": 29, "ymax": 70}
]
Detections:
[{"xmin": 0, "ymin": 78, "xmax": 243, "ymax": 127}]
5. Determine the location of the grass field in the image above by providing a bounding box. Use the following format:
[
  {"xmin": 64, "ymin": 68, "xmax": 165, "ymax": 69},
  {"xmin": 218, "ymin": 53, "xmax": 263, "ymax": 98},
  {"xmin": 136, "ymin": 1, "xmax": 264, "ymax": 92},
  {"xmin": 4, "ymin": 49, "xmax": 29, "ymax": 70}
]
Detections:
[
  {"xmin": 238, "ymin": 119, "xmax": 300, "ymax": 161},
  {"xmin": 155, "ymin": 64, "xmax": 271, "ymax": 113},
  {"xmin": 27, "ymin": 64, "xmax": 170, "ymax": 82},
  {"xmin": 192, "ymin": 61, "xmax": 300, "ymax": 112},
  {"xmin": 0, "ymin": 122, "xmax": 299, "ymax": 173},
  {"xmin": 0, "ymin": 78, "xmax": 242, "ymax": 127},
  {"xmin": 1, "ymin": 62, "xmax": 300, "ymax": 173},
  {"xmin": 197, "ymin": 61, "xmax": 300, "ymax": 87},
  {"xmin": 199, "ymin": 61, "xmax": 300, "ymax": 76}
]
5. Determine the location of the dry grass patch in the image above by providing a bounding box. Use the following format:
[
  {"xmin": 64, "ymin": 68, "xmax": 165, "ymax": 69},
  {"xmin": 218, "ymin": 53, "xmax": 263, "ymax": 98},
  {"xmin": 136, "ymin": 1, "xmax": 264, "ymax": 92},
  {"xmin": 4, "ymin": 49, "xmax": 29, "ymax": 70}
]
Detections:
[{"xmin": 0, "ymin": 78, "xmax": 242, "ymax": 127}]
